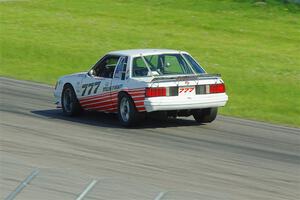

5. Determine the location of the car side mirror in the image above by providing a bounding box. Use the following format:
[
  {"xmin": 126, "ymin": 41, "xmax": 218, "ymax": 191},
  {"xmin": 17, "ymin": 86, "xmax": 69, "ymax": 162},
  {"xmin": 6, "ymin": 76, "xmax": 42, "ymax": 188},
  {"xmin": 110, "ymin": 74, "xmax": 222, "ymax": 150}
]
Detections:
[{"xmin": 88, "ymin": 69, "xmax": 95, "ymax": 76}]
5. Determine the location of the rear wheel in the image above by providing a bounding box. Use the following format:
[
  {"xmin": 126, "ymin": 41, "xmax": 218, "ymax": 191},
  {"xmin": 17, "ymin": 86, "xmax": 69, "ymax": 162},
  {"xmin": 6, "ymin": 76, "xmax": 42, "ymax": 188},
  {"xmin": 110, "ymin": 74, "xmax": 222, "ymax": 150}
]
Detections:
[
  {"xmin": 118, "ymin": 93, "xmax": 142, "ymax": 127},
  {"xmin": 61, "ymin": 84, "xmax": 82, "ymax": 116},
  {"xmin": 192, "ymin": 108, "xmax": 218, "ymax": 123}
]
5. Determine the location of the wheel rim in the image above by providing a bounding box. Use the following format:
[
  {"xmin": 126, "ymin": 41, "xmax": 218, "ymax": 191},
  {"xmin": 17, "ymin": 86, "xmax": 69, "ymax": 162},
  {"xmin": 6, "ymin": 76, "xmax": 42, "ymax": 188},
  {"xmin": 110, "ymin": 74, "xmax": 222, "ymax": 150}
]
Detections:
[
  {"xmin": 63, "ymin": 88, "xmax": 73, "ymax": 113},
  {"xmin": 120, "ymin": 97, "xmax": 130, "ymax": 122}
]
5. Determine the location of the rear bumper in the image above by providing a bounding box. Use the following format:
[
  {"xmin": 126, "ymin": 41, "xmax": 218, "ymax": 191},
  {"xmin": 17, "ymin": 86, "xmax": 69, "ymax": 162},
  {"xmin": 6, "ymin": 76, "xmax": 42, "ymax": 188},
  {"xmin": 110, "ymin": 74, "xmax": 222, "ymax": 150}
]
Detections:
[{"xmin": 144, "ymin": 93, "xmax": 228, "ymax": 112}]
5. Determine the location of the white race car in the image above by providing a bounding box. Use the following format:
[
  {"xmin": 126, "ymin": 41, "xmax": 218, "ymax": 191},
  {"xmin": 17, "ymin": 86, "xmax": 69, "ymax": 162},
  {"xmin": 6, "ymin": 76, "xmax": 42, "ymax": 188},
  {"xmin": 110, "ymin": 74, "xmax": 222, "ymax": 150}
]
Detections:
[{"xmin": 54, "ymin": 49, "xmax": 228, "ymax": 126}]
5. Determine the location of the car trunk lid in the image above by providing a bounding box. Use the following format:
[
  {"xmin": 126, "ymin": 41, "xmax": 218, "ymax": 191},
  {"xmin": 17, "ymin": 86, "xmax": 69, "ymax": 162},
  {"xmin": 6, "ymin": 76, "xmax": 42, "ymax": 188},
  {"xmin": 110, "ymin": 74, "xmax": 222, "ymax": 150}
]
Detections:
[{"xmin": 146, "ymin": 74, "xmax": 225, "ymax": 97}]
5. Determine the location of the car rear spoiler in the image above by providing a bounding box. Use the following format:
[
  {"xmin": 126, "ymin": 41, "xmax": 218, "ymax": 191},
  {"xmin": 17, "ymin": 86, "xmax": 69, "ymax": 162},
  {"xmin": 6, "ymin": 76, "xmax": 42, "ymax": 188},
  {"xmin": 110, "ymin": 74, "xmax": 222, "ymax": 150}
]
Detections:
[{"xmin": 151, "ymin": 74, "xmax": 221, "ymax": 83}]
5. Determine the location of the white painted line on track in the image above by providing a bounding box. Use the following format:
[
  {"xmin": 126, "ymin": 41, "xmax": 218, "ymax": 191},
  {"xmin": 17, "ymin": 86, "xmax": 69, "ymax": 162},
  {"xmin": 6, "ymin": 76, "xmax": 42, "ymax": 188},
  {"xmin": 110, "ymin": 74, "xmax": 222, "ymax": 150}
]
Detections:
[
  {"xmin": 5, "ymin": 169, "xmax": 39, "ymax": 200},
  {"xmin": 154, "ymin": 191, "xmax": 167, "ymax": 200},
  {"xmin": 76, "ymin": 179, "xmax": 98, "ymax": 200}
]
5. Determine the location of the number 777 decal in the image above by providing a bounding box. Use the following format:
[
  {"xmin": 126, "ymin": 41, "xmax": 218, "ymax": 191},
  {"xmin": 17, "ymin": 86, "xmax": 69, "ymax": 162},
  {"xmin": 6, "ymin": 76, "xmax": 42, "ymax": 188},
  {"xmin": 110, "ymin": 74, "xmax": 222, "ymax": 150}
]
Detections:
[
  {"xmin": 179, "ymin": 87, "xmax": 194, "ymax": 93},
  {"xmin": 81, "ymin": 81, "xmax": 101, "ymax": 96}
]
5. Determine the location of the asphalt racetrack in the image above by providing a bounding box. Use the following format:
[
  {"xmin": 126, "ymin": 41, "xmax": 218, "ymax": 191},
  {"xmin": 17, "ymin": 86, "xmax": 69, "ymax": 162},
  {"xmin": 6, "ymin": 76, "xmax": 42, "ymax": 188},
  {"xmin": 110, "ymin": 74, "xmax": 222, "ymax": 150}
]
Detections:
[{"xmin": 0, "ymin": 77, "xmax": 299, "ymax": 200}]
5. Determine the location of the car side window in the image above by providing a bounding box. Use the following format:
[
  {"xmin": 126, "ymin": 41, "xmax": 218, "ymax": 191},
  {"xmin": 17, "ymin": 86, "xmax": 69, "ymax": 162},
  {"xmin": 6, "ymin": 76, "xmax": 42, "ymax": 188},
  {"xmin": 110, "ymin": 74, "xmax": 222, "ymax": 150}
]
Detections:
[
  {"xmin": 93, "ymin": 55, "xmax": 120, "ymax": 78},
  {"xmin": 114, "ymin": 57, "xmax": 128, "ymax": 80},
  {"xmin": 183, "ymin": 54, "xmax": 206, "ymax": 74},
  {"xmin": 132, "ymin": 57, "xmax": 149, "ymax": 77}
]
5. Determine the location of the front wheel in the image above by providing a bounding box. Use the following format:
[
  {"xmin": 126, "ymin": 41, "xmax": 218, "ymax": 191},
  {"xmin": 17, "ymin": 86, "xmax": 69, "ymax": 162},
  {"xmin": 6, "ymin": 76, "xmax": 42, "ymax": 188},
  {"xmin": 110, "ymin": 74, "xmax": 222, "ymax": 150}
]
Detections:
[
  {"xmin": 192, "ymin": 108, "xmax": 218, "ymax": 123},
  {"xmin": 118, "ymin": 93, "xmax": 141, "ymax": 127},
  {"xmin": 61, "ymin": 84, "xmax": 82, "ymax": 116}
]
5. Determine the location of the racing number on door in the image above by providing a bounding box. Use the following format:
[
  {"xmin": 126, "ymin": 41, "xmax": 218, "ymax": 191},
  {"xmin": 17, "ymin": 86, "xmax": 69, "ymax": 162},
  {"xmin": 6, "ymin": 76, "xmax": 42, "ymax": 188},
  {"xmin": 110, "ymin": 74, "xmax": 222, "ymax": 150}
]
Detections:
[
  {"xmin": 179, "ymin": 87, "xmax": 194, "ymax": 93},
  {"xmin": 81, "ymin": 81, "xmax": 101, "ymax": 96}
]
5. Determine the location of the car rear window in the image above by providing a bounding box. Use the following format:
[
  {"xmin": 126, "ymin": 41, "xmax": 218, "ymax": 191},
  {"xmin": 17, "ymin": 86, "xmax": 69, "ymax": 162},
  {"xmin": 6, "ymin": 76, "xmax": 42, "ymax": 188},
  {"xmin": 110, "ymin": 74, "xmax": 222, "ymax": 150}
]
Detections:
[{"xmin": 132, "ymin": 53, "xmax": 205, "ymax": 77}]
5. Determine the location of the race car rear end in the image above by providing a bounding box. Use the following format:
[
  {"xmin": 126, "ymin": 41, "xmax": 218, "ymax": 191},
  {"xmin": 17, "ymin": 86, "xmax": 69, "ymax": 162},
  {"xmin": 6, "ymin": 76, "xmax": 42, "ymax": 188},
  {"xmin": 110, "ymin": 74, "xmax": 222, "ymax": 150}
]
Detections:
[{"xmin": 143, "ymin": 74, "xmax": 228, "ymax": 123}]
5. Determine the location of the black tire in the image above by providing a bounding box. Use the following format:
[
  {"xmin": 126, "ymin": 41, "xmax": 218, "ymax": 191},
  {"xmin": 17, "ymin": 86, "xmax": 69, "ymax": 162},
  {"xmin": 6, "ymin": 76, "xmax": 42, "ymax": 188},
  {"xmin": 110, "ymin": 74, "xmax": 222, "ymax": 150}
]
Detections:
[
  {"xmin": 61, "ymin": 84, "xmax": 82, "ymax": 116},
  {"xmin": 118, "ymin": 93, "xmax": 142, "ymax": 127},
  {"xmin": 192, "ymin": 108, "xmax": 218, "ymax": 123}
]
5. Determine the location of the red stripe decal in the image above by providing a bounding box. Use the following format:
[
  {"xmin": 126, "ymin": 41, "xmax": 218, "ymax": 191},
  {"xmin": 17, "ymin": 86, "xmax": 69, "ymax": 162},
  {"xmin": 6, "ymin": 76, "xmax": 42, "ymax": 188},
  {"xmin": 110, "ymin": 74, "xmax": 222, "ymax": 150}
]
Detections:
[
  {"xmin": 128, "ymin": 91, "xmax": 145, "ymax": 95},
  {"xmin": 82, "ymin": 99, "xmax": 118, "ymax": 108},
  {"xmin": 134, "ymin": 102, "xmax": 144, "ymax": 107},
  {"xmin": 137, "ymin": 107, "xmax": 146, "ymax": 112},
  {"xmin": 80, "ymin": 96, "xmax": 117, "ymax": 106},
  {"xmin": 124, "ymin": 88, "xmax": 145, "ymax": 92},
  {"xmin": 86, "ymin": 103, "xmax": 117, "ymax": 110},
  {"xmin": 94, "ymin": 105, "xmax": 116, "ymax": 111},
  {"xmin": 79, "ymin": 91, "xmax": 118, "ymax": 101},
  {"xmin": 102, "ymin": 108, "xmax": 118, "ymax": 113},
  {"xmin": 133, "ymin": 97, "xmax": 145, "ymax": 101},
  {"xmin": 80, "ymin": 87, "xmax": 146, "ymax": 112},
  {"xmin": 84, "ymin": 101, "xmax": 117, "ymax": 109}
]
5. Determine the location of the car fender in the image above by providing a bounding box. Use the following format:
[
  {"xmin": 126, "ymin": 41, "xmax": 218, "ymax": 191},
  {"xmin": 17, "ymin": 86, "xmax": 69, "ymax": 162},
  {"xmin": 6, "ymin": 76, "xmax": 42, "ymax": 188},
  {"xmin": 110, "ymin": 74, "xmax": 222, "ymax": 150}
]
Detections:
[{"xmin": 54, "ymin": 72, "xmax": 86, "ymax": 106}]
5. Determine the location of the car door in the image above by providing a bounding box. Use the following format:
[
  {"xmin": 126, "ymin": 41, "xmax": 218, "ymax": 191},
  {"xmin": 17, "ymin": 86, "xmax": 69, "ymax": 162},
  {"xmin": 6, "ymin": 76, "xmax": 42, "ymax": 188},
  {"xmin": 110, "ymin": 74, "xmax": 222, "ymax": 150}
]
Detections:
[
  {"xmin": 78, "ymin": 55, "xmax": 120, "ymax": 112},
  {"xmin": 112, "ymin": 56, "xmax": 147, "ymax": 112},
  {"xmin": 111, "ymin": 56, "xmax": 128, "ymax": 89},
  {"xmin": 109, "ymin": 56, "xmax": 129, "ymax": 112}
]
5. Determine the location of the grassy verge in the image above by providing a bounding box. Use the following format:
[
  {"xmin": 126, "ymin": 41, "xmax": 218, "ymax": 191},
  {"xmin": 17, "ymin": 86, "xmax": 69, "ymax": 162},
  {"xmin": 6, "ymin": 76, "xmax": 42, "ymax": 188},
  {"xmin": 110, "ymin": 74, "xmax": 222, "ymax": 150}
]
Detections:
[{"xmin": 1, "ymin": 0, "xmax": 299, "ymax": 127}]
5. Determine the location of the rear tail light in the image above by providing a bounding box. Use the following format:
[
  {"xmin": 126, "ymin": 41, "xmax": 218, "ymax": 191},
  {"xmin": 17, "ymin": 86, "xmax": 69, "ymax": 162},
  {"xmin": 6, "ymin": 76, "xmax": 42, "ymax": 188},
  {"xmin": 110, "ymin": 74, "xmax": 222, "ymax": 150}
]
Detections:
[
  {"xmin": 145, "ymin": 84, "xmax": 225, "ymax": 97},
  {"xmin": 145, "ymin": 87, "xmax": 166, "ymax": 97},
  {"xmin": 209, "ymin": 83, "xmax": 225, "ymax": 93}
]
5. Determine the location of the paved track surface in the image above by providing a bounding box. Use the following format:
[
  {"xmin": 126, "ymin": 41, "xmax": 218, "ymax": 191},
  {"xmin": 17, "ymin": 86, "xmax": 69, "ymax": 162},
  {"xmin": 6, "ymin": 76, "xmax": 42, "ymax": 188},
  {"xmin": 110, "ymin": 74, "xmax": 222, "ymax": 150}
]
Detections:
[{"xmin": 0, "ymin": 77, "xmax": 299, "ymax": 200}]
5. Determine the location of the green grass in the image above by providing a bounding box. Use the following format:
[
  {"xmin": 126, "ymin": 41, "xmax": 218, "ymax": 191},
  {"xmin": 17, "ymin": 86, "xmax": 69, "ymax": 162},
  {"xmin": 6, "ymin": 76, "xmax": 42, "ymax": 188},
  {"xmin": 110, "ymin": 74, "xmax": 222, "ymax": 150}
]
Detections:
[{"xmin": 1, "ymin": 0, "xmax": 299, "ymax": 127}]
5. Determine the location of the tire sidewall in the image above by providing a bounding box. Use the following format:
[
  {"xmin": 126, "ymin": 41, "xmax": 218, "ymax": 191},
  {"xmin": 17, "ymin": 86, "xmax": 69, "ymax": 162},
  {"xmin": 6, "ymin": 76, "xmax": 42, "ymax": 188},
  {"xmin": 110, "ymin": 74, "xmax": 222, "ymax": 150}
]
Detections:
[
  {"xmin": 61, "ymin": 85, "xmax": 81, "ymax": 116},
  {"xmin": 193, "ymin": 108, "xmax": 218, "ymax": 123},
  {"xmin": 118, "ymin": 93, "xmax": 137, "ymax": 127}
]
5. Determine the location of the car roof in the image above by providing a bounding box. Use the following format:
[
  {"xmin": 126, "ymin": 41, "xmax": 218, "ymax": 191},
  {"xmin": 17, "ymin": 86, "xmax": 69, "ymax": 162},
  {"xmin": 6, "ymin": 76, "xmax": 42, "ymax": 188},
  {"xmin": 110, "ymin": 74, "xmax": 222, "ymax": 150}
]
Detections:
[{"xmin": 108, "ymin": 49, "xmax": 189, "ymax": 57}]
